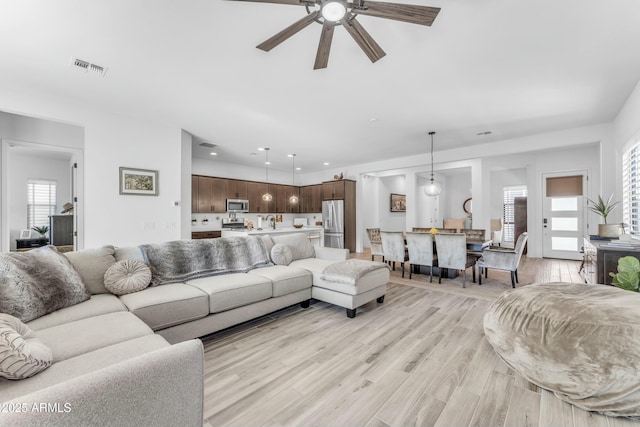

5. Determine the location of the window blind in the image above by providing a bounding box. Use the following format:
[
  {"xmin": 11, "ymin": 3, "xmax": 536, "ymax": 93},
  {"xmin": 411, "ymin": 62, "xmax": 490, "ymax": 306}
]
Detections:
[
  {"xmin": 503, "ymin": 185, "xmax": 527, "ymax": 242},
  {"xmin": 623, "ymin": 143, "xmax": 640, "ymax": 234},
  {"xmin": 27, "ymin": 179, "xmax": 57, "ymax": 229}
]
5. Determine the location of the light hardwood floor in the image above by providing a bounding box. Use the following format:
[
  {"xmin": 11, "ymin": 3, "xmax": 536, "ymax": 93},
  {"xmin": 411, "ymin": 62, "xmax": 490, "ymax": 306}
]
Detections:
[{"xmin": 201, "ymin": 254, "xmax": 638, "ymax": 427}]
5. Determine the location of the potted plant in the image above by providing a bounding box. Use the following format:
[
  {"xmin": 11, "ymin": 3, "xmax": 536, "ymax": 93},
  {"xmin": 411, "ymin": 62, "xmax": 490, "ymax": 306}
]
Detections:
[
  {"xmin": 587, "ymin": 194, "xmax": 621, "ymax": 237},
  {"xmin": 31, "ymin": 225, "xmax": 49, "ymax": 238},
  {"xmin": 609, "ymin": 256, "xmax": 640, "ymax": 292}
]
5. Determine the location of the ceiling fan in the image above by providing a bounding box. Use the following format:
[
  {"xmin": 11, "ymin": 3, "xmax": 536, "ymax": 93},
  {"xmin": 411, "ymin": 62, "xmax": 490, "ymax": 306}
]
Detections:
[{"xmin": 228, "ymin": 0, "xmax": 441, "ymax": 69}]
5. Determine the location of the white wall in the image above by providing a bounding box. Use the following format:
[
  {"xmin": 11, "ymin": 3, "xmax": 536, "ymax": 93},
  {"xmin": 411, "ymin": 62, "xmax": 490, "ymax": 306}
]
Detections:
[
  {"xmin": 378, "ymin": 175, "xmax": 406, "ymax": 231},
  {"xmin": 0, "ymin": 87, "xmax": 185, "ymax": 248},
  {"xmin": 8, "ymin": 153, "xmax": 72, "ymax": 250}
]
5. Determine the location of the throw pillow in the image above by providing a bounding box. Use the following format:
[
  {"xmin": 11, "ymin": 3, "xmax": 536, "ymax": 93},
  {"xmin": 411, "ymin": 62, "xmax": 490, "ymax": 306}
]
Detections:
[
  {"xmin": 0, "ymin": 246, "xmax": 90, "ymax": 323},
  {"xmin": 271, "ymin": 244, "xmax": 293, "ymax": 266},
  {"xmin": 0, "ymin": 313, "xmax": 53, "ymax": 379},
  {"xmin": 64, "ymin": 245, "xmax": 116, "ymax": 294},
  {"xmin": 104, "ymin": 259, "xmax": 152, "ymax": 296}
]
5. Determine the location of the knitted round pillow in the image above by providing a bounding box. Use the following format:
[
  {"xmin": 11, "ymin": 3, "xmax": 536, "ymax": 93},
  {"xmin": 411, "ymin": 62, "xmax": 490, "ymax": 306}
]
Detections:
[
  {"xmin": 104, "ymin": 259, "xmax": 152, "ymax": 296},
  {"xmin": 0, "ymin": 313, "xmax": 53, "ymax": 379},
  {"xmin": 271, "ymin": 244, "xmax": 293, "ymax": 266}
]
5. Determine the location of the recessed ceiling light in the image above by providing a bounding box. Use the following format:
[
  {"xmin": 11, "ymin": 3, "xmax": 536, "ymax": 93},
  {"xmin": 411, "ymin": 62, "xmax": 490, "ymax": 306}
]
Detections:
[
  {"xmin": 258, "ymin": 147, "xmax": 265, "ymax": 151},
  {"xmin": 287, "ymin": 154, "xmax": 294, "ymax": 157},
  {"xmin": 296, "ymin": 167, "xmax": 301, "ymax": 171},
  {"xmin": 323, "ymin": 162, "xmax": 330, "ymax": 166},
  {"xmin": 210, "ymin": 152, "xmax": 217, "ymax": 156},
  {"xmin": 369, "ymin": 118, "xmax": 378, "ymax": 122}
]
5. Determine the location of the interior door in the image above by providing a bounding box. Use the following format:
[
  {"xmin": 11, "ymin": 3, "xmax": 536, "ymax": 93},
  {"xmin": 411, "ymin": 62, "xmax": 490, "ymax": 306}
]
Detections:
[{"xmin": 542, "ymin": 173, "xmax": 587, "ymax": 260}]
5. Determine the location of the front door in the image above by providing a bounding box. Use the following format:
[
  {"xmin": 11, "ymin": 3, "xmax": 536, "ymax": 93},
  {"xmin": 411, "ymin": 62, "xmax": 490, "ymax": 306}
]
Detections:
[{"xmin": 542, "ymin": 172, "xmax": 587, "ymax": 260}]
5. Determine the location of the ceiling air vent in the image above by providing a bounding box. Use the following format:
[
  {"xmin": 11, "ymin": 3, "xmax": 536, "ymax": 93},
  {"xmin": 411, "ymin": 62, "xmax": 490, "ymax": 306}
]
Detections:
[
  {"xmin": 199, "ymin": 142, "xmax": 217, "ymax": 148},
  {"xmin": 69, "ymin": 57, "xmax": 108, "ymax": 77}
]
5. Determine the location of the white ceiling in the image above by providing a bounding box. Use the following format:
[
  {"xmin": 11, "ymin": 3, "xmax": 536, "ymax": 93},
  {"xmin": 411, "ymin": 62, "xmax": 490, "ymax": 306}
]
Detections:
[{"xmin": 1, "ymin": 0, "xmax": 639, "ymax": 173}]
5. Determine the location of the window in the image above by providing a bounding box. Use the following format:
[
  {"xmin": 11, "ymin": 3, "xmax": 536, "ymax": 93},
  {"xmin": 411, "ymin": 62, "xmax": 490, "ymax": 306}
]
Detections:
[
  {"xmin": 27, "ymin": 179, "xmax": 57, "ymax": 229},
  {"xmin": 503, "ymin": 185, "xmax": 527, "ymax": 242},
  {"xmin": 623, "ymin": 142, "xmax": 640, "ymax": 234}
]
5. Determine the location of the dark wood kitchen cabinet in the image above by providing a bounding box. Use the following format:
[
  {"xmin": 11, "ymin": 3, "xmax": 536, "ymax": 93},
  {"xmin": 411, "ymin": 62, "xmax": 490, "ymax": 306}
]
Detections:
[
  {"xmin": 195, "ymin": 176, "xmax": 225, "ymax": 213},
  {"xmin": 276, "ymin": 185, "xmax": 300, "ymax": 213},
  {"xmin": 225, "ymin": 179, "xmax": 247, "ymax": 200},
  {"xmin": 247, "ymin": 181, "xmax": 276, "ymax": 213},
  {"xmin": 300, "ymin": 184, "xmax": 323, "ymax": 213},
  {"xmin": 322, "ymin": 180, "xmax": 346, "ymax": 200}
]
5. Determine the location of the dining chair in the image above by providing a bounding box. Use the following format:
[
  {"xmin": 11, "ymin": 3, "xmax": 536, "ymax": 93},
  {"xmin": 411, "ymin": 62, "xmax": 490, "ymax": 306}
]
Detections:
[
  {"xmin": 443, "ymin": 218, "xmax": 466, "ymax": 233},
  {"xmin": 478, "ymin": 232, "xmax": 529, "ymax": 288},
  {"xmin": 381, "ymin": 231, "xmax": 409, "ymax": 278},
  {"xmin": 461, "ymin": 229, "xmax": 486, "ymax": 240},
  {"xmin": 366, "ymin": 228, "xmax": 384, "ymax": 262},
  {"xmin": 406, "ymin": 232, "xmax": 437, "ymax": 282},
  {"xmin": 434, "ymin": 233, "xmax": 477, "ymax": 288}
]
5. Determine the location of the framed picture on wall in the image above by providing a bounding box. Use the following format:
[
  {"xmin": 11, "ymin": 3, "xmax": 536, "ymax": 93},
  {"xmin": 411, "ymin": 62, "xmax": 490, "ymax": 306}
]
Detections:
[
  {"xmin": 19, "ymin": 229, "xmax": 31, "ymax": 239},
  {"xmin": 390, "ymin": 193, "xmax": 406, "ymax": 212},
  {"xmin": 119, "ymin": 167, "xmax": 158, "ymax": 196}
]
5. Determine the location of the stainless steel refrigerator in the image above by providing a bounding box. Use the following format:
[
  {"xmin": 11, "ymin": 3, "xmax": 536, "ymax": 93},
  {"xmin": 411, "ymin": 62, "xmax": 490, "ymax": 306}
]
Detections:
[{"xmin": 323, "ymin": 200, "xmax": 344, "ymax": 249}]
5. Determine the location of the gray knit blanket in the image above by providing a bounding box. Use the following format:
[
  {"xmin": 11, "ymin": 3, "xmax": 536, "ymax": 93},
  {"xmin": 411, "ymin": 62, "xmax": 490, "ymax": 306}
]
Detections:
[
  {"xmin": 320, "ymin": 259, "xmax": 390, "ymax": 285},
  {"xmin": 140, "ymin": 236, "xmax": 272, "ymax": 286}
]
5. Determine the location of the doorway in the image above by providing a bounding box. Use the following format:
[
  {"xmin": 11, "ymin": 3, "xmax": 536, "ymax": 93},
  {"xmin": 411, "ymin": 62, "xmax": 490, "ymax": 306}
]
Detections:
[{"xmin": 542, "ymin": 172, "xmax": 587, "ymax": 260}]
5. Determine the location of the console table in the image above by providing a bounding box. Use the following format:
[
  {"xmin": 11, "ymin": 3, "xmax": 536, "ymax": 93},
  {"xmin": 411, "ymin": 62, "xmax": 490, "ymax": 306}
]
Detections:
[
  {"xmin": 583, "ymin": 237, "xmax": 640, "ymax": 285},
  {"xmin": 16, "ymin": 237, "xmax": 49, "ymax": 251}
]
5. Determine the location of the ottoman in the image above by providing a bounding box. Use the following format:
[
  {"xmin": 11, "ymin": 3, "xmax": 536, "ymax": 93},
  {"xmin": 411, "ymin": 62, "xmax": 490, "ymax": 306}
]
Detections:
[
  {"xmin": 484, "ymin": 282, "xmax": 640, "ymax": 418},
  {"xmin": 313, "ymin": 259, "xmax": 390, "ymax": 318}
]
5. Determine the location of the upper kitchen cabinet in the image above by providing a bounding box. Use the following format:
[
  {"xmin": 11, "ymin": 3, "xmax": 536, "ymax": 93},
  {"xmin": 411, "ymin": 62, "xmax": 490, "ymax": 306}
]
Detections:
[
  {"xmin": 322, "ymin": 180, "xmax": 355, "ymax": 200},
  {"xmin": 191, "ymin": 176, "xmax": 199, "ymax": 212},
  {"xmin": 247, "ymin": 181, "xmax": 277, "ymax": 213},
  {"xmin": 276, "ymin": 185, "xmax": 300, "ymax": 213},
  {"xmin": 195, "ymin": 176, "xmax": 226, "ymax": 213},
  {"xmin": 300, "ymin": 184, "xmax": 323, "ymax": 213},
  {"xmin": 225, "ymin": 179, "xmax": 247, "ymax": 200}
]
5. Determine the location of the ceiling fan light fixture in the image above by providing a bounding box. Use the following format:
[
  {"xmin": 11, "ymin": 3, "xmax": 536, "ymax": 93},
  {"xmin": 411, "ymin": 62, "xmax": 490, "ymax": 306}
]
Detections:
[{"xmin": 321, "ymin": 0, "xmax": 347, "ymax": 22}]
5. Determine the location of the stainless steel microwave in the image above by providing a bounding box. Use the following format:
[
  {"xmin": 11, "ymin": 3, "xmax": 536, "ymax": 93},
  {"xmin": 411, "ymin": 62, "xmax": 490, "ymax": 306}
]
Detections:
[{"xmin": 226, "ymin": 199, "xmax": 249, "ymax": 213}]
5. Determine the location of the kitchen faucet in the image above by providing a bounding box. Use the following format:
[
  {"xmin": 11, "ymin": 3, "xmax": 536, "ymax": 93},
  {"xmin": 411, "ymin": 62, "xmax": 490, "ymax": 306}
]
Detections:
[{"xmin": 264, "ymin": 215, "xmax": 276, "ymax": 229}]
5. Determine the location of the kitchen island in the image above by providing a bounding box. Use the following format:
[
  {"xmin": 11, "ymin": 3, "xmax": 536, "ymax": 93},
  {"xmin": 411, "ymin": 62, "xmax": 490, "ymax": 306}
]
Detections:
[{"xmin": 221, "ymin": 226, "xmax": 324, "ymax": 246}]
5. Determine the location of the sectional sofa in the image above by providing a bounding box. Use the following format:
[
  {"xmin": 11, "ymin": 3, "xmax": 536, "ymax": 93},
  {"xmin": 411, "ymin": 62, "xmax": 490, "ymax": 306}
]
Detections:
[{"xmin": 0, "ymin": 233, "xmax": 389, "ymax": 427}]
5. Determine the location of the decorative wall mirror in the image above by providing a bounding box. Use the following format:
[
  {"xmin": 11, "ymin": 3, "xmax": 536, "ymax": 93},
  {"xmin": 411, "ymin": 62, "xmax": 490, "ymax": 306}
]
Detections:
[{"xmin": 463, "ymin": 197, "xmax": 472, "ymax": 215}]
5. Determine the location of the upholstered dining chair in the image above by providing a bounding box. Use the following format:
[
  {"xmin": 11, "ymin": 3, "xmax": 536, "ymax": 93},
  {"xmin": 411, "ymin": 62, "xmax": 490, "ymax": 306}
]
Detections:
[
  {"xmin": 406, "ymin": 232, "xmax": 437, "ymax": 282},
  {"xmin": 478, "ymin": 232, "xmax": 529, "ymax": 288},
  {"xmin": 461, "ymin": 229, "xmax": 486, "ymax": 240},
  {"xmin": 443, "ymin": 218, "xmax": 466, "ymax": 233},
  {"xmin": 366, "ymin": 228, "xmax": 384, "ymax": 262},
  {"xmin": 434, "ymin": 233, "xmax": 477, "ymax": 288},
  {"xmin": 381, "ymin": 231, "xmax": 409, "ymax": 278}
]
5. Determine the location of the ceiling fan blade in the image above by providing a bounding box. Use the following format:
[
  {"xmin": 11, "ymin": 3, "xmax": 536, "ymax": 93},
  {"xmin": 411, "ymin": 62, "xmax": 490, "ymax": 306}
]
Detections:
[
  {"xmin": 257, "ymin": 11, "xmax": 320, "ymax": 52},
  {"xmin": 342, "ymin": 17, "xmax": 386, "ymax": 63},
  {"xmin": 314, "ymin": 21, "xmax": 335, "ymax": 70},
  {"xmin": 226, "ymin": 0, "xmax": 310, "ymax": 6},
  {"xmin": 353, "ymin": 1, "xmax": 440, "ymax": 26}
]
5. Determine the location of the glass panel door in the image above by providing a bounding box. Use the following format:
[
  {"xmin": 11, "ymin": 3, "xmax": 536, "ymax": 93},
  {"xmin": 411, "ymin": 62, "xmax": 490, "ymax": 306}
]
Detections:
[{"xmin": 542, "ymin": 173, "xmax": 586, "ymax": 260}]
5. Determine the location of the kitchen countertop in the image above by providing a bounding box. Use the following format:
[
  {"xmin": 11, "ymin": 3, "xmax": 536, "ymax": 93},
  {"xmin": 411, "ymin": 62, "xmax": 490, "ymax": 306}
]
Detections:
[{"xmin": 223, "ymin": 226, "xmax": 323, "ymax": 235}]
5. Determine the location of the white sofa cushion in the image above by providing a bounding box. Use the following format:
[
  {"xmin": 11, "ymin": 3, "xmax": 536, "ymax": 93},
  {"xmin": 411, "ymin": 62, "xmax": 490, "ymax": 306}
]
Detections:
[
  {"xmin": 34, "ymin": 312, "xmax": 153, "ymax": 363},
  {"xmin": 248, "ymin": 265, "xmax": 312, "ymax": 297},
  {"xmin": 270, "ymin": 233, "xmax": 315, "ymax": 261},
  {"xmin": 0, "ymin": 314, "xmax": 52, "ymax": 380},
  {"xmin": 27, "ymin": 294, "xmax": 127, "ymax": 331},
  {"xmin": 186, "ymin": 273, "xmax": 272, "ymax": 314},
  {"xmin": 118, "ymin": 284, "xmax": 209, "ymax": 331},
  {"xmin": 64, "ymin": 245, "xmax": 116, "ymax": 294}
]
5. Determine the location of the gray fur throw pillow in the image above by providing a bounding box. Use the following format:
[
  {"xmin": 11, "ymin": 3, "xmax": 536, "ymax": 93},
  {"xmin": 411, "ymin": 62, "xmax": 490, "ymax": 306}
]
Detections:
[{"xmin": 0, "ymin": 246, "xmax": 90, "ymax": 322}]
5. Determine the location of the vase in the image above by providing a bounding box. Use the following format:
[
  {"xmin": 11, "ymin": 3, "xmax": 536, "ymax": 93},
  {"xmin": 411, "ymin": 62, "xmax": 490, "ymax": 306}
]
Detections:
[{"xmin": 599, "ymin": 224, "xmax": 622, "ymax": 238}]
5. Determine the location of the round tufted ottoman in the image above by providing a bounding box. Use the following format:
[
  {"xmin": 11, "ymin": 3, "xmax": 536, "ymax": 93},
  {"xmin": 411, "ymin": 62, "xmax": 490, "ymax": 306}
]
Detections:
[{"xmin": 484, "ymin": 282, "xmax": 640, "ymax": 418}]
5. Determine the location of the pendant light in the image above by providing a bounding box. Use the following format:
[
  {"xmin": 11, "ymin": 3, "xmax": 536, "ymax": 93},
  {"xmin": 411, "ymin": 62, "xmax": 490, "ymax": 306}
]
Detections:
[
  {"xmin": 424, "ymin": 131, "xmax": 442, "ymax": 197},
  {"xmin": 262, "ymin": 148, "xmax": 273, "ymax": 202},
  {"xmin": 288, "ymin": 154, "xmax": 299, "ymax": 204}
]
